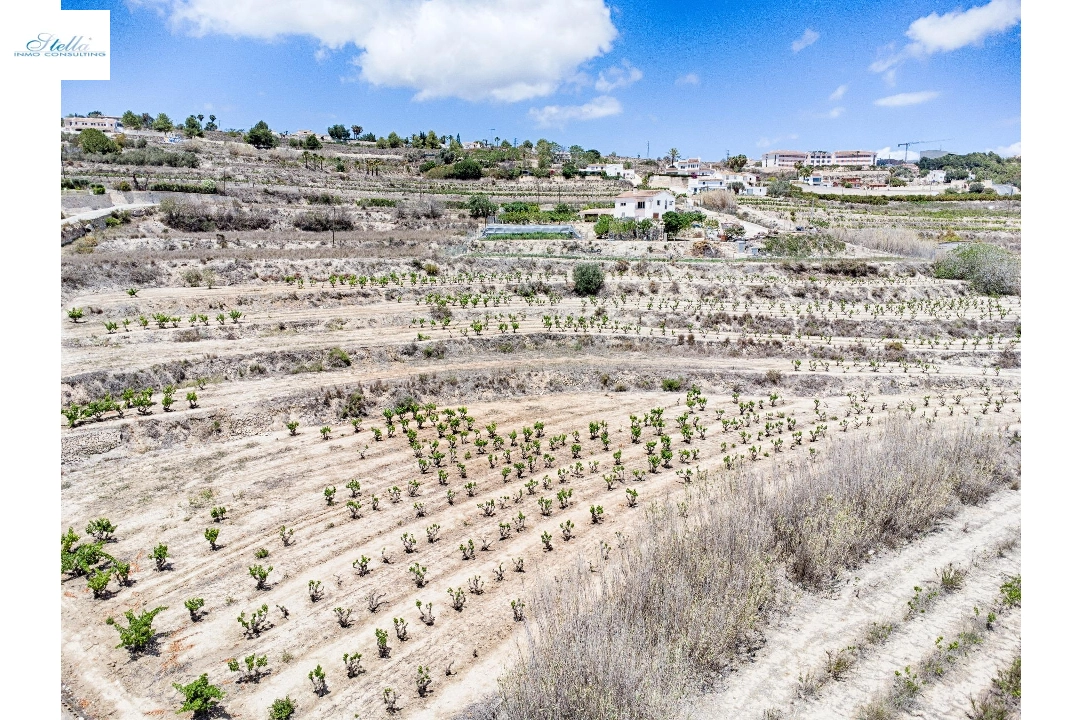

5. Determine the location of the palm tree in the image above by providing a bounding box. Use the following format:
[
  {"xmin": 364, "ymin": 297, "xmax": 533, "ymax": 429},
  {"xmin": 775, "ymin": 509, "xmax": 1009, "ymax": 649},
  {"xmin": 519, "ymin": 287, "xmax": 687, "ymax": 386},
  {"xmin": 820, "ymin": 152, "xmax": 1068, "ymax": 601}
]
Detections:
[
  {"xmin": 197, "ymin": 114, "xmax": 204, "ymax": 124},
  {"xmin": 668, "ymin": 148, "xmax": 680, "ymax": 168},
  {"xmin": 351, "ymin": 125, "xmax": 362, "ymax": 140}
]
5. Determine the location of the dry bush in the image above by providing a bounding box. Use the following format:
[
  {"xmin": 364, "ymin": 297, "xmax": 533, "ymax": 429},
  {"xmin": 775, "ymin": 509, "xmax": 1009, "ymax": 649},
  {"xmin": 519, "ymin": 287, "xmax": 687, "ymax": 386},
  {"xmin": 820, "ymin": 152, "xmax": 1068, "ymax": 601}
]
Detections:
[
  {"xmin": 697, "ymin": 190, "xmax": 738, "ymax": 213},
  {"xmin": 831, "ymin": 228, "xmax": 939, "ymax": 259},
  {"xmin": 497, "ymin": 416, "xmax": 1008, "ymax": 720},
  {"xmin": 271, "ymin": 147, "xmax": 301, "ymax": 161},
  {"xmin": 226, "ymin": 142, "xmax": 259, "ymax": 157}
]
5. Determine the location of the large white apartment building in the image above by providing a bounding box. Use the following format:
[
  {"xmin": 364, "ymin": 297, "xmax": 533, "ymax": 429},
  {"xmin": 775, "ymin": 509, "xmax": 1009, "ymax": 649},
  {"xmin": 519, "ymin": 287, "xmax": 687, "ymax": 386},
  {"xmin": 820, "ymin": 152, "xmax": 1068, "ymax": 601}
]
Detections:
[{"xmin": 762, "ymin": 149, "xmax": 878, "ymax": 168}]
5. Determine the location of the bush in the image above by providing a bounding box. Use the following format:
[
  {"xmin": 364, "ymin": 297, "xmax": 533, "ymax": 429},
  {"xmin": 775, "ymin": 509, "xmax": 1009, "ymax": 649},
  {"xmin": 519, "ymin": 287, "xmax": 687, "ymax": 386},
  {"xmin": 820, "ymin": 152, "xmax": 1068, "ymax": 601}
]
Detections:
[
  {"xmin": 327, "ymin": 347, "xmax": 351, "ymax": 368},
  {"xmin": 933, "ymin": 243, "xmax": 1020, "ymax": 295},
  {"xmin": 79, "ymin": 128, "xmax": 118, "ymax": 154},
  {"xmin": 467, "ymin": 194, "xmax": 498, "ymax": 218},
  {"xmin": 79, "ymin": 147, "xmax": 200, "ymax": 167},
  {"xmin": 150, "ymin": 180, "xmax": 217, "ymax": 194},
  {"xmin": 660, "ymin": 378, "xmax": 683, "ymax": 391},
  {"xmin": 293, "ymin": 210, "xmax": 355, "ymax": 232},
  {"xmin": 173, "ymin": 674, "xmax": 224, "ymax": 717},
  {"xmin": 160, "ymin": 199, "xmax": 271, "ymax": 232},
  {"xmin": 767, "ymin": 179, "xmax": 794, "ymax": 197},
  {"xmin": 358, "ymin": 197, "xmax": 396, "ymax": 208},
  {"xmin": 106, "ymin": 606, "xmax": 166, "ymax": 654},
  {"xmin": 448, "ymin": 158, "xmax": 483, "ymax": 180},
  {"xmin": 269, "ymin": 697, "xmax": 296, "ymax": 720},
  {"xmin": 572, "ymin": 263, "xmax": 604, "ymax": 296}
]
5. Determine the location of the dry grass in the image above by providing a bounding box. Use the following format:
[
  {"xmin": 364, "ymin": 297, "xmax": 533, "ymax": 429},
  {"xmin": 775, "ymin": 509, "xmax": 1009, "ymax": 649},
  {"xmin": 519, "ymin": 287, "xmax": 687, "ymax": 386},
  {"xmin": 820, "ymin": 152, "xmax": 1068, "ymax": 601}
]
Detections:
[
  {"xmin": 697, "ymin": 190, "xmax": 738, "ymax": 213},
  {"xmin": 831, "ymin": 228, "xmax": 940, "ymax": 259},
  {"xmin": 496, "ymin": 416, "xmax": 1009, "ymax": 720}
]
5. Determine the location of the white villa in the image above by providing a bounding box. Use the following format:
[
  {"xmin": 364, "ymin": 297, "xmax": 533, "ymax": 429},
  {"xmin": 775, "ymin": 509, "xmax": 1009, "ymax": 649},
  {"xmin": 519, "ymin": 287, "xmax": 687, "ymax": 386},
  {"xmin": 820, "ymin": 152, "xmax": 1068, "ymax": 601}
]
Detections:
[{"xmin": 614, "ymin": 190, "xmax": 676, "ymax": 220}]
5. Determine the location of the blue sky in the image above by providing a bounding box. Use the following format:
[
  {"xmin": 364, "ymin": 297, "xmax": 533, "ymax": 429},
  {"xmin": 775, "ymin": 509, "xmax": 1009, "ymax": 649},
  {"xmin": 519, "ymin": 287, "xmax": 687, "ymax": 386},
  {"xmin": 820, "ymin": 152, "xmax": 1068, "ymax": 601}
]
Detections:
[{"xmin": 61, "ymin": 0, "xmax": 1021, "ymax": 160}]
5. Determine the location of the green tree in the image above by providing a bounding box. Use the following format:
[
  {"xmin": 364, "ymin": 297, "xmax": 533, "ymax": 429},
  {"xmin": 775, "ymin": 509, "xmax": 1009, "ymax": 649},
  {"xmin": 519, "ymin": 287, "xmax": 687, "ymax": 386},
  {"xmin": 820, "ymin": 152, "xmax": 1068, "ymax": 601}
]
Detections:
[
  {"xmin": 561, "ymin": 162, "xmax": 577, "ymax": 179},
  {"xmin": 205, "ymin": 114, "xmax": 217, "ymax": 131},
  {"xmin": 449, "ymin": 158, "xmax": 482, "ymax": 180},
  {"xmin": 183, "ymin": 115, "xmax": 204, "ymax": 138},
  {"xmin": 466, "ymin": 194, "xmax": 498, "ymax": 218},
  {"xmin": 151, "ymin": 112, "xmax": 174, "ymax": 133},
  {"xmin": 350, "ymin": 124, "xmax": 363, "ymax": 140},
  {"xmin": 668, "ymin": 148, "xmax": 680, "ymax": 167},
  {"xmin": 79, "ymin": 128, "xmax": 118, "ymax": 154},
  {"xmin": 304, "ymin": 133, "xmax": 323, "ymax": 150},
  {"xmin": 246, "ymin": 120, "xmax": 277, "ymax": 149},
  {"xmin": 387, "ymin": 131, "xmax": 403, "ymax": 148},
  {"xmin": 173, "ymin": 674, "xmax": 224, "ymax": 717},
  {"xmin": 425, "ymin": 130, "xmax": 441, "ymax": 149},
  {"xmin": 120, "ymin": 110, "xmax": 142, "ymax": 129},
  {"xmin": 726, "ymin": 154, "xmax": 748, "ymax": 171},
  {"xmin": 572, "ymin": 263, "xmax": 604, "ymax": 296},
  {"xmin": 328, "ymin": 124, "xmax": 350, "ymax": 142}
]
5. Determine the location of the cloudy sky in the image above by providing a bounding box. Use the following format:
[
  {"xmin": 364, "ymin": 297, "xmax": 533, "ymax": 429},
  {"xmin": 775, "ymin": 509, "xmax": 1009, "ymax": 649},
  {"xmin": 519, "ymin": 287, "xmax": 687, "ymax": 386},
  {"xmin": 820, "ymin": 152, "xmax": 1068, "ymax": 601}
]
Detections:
[{"xmin": 61, "ymin": 0, "xmax": 1021, "ymax": 160}]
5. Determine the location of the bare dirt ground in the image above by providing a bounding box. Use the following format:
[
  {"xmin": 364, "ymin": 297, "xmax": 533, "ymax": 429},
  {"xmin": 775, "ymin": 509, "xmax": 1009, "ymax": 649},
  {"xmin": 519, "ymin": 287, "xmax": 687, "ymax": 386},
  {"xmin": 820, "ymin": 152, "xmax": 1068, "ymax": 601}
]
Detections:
[{"xmin": 60, "ymin": 138, "xmax": 1021, "ymax": 720}]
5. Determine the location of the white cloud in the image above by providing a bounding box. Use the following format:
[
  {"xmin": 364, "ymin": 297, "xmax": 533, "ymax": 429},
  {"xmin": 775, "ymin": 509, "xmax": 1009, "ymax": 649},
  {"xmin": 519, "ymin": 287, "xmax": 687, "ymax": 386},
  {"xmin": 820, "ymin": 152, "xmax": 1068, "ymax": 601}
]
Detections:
[
  {"xmin": 528, "ymin": 95, "xmax": 621, "ymax": 127},
  {"xmin": 132, "ymin": 0, "xmax": 618, "ymax": 102},
  {"xmin": 870, "ymin": 0, "xmax": 1020, "ymax": 76},
  {"xmin": 756, "ymin": 133, "xmax": 799, "ymax": 149},
  {"xmin": 989, "ymin": 140, "xmax": 1021, "ymax": 157},
  {"xmin": 824, "ymin": 106, "xmax": 844, "ymax": 119},
  {"xmin": 875, "ymin": 145, "xmax": 909, "ymax": 161},
  {"xmin": 829, "ymin": 84, "xmax": 847, "ymax": 101},
  {"xmin": 676, "ymin": 72, "xmax": 700, "ymax": 86},
  {"xmin": 874, "ymin": 90, "xmax": 941, "ymax": 107},
  {"xmin": 907, "ymin": 0, "xmax": 1021, "ymax": 53},
  {"xmin": 594, "ymin": 60, "xmax": 643, "ymax": 92},
  {"xmin": 791, "ymin": 28, "xmax": 820, "ymax": 53}
]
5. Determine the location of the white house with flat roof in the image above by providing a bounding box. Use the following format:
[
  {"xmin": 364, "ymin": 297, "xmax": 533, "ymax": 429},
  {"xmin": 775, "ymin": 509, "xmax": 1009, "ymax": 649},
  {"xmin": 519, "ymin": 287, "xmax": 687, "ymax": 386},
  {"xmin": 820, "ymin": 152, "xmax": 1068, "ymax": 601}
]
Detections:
[
  {"xmin": 614, "ymin": 190, "xmax": 676, "ymax": 220},
  {"xmin": 64, "ymin": 115, "xmax": 120, "ymax": 132}
]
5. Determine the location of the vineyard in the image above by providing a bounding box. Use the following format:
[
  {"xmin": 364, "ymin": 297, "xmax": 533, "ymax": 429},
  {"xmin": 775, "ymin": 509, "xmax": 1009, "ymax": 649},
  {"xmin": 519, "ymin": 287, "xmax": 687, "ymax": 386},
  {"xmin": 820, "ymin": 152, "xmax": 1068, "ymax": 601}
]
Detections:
[{"xmin": 60, "ymin": 137, "xmax": 1020, "ymax": 720}]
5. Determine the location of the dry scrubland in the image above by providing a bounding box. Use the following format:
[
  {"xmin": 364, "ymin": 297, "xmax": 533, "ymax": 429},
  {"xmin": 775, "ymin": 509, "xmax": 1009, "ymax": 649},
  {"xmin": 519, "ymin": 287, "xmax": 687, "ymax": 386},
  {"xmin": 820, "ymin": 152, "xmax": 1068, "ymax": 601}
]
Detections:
[{"xmin": 61, "ymin": 138, "xmax": 1021, "ymax": 720}]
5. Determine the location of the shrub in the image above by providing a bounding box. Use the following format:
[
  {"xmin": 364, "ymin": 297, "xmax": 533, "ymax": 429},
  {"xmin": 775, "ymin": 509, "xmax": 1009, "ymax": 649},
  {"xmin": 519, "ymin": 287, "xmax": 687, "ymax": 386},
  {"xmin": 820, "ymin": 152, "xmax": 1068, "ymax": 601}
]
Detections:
[
  {"xmin": 79, "ymin": 128, "xmax": 118, "ymax": 154},
  {"xmin": 159, "ymin": 199, "xmax": 270, "ymax": 231},
  {"xmin": 572, "ymin": 263, "xmax": 604, "ymax": 296},
  {"xmin": 106, "ymin": 606, "xmax": 166, "ymax": 655},
  {"xmin": 933, "ymin": 243, "xmax": 1020, "ymax": 296},
  {"xmin": 269, "ymin": 697, "xmax": 296, "ymax": 720},
  {"xmin": 293, "ymin": 210, "xmax": 355, "ymax": 232},
  {"xmin": 661, "ymin": 378, "xmax": 683, "ymax": 392},
  {"xmin": 448, "ymin": 158, "xmax": 482, "ymax": 180},
  {"xmin": 149, "ymin": 180, "xmax": 217, "ymax": 194},
  {"xmin": 467, "ymin": 194, "xmax": 498, "ymax": 218},
  {"xmin": 173, "ymin": 674, "xmax": 223, "ymax": 717}
]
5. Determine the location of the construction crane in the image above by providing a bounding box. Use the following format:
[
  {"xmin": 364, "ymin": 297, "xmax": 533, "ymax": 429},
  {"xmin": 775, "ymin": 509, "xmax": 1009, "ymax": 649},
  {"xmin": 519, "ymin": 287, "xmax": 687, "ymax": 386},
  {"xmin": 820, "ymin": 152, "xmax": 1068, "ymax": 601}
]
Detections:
[{"xmin": 896, "ymin": 139, "xmax": 951, "ymax": 163}]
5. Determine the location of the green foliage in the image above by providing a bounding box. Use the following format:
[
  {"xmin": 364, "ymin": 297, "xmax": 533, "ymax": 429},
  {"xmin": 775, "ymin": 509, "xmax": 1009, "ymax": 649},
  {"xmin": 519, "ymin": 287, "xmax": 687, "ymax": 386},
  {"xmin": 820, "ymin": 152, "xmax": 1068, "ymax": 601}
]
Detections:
[
  {"xmin": 120, "ymin": 110, "xmax": 143, "ymax": 129},
  {"xmin": 205, "ymin": 527, "xmax": 220, "ymax": 549},
  {"xmin": 106, "ymin": 606, "xmax": 166, "ymax": 654},
  {"xmin": 86, "ymin": 517, "xmax": 116, "ymax": 542},
  {"xmin": 172, "ymin": 674, "xmax": 224, "ymax": 716},
  {"xmin": 327, "ymin": 124, "xmax": 350, "ymax": 142},
  {"xmin": 918, "ymin": 151, "xmax": 1021, "ymax": 188},
  {"xmin": 304, "ymin": 133, "xmax": 322, "ymax": 150},
  {"xmin": 149, "ymin": 180, "xmax": 217, "ymax": 194},
  {"xmin": 1000, "ymin": 575, "xmax": 1021, "ymax": 607},
  {"xmin": 79, "ymin": 128, "xmax": 118, "ymax": 154},
  {"xmin": 150, "ymin": 543, "xmax": 169, "ymax": 570},
  {"xmin": 185, "ymin": 597, "xmax": 205, "ymax": 620},
  {"xmin": 151, "ymin": 112, "xmax": 173, "ymax": 132},
  {"xmin": 933, "ymin": 243, "xmax": 1020, "ymax": 296},
  {"xmin": 446, "ymin": 158, "xmax": 483, "ymax": 180},
  {"xmin": 662, "ymin": 210, "xmax": 705, "ymax": 235},
  {"xmin": 572, "ymin": 263, "xmax": 604, "ymax": 296},
  {"xmin": 67, "ymin": 307, "xmax": 84, "ymax": 323},
  {"xmin": 467, "ymin": 194, "xmax": 498, "ymax": 218},
  {"xmin": 268, "ymin": 697, "xmax": 296, "ymax": 720},
  {"xmin": 246, "ymin": 120, "xmax": 277, "ymax": 149},
  {"xmin": 183, "ymin": 115, "xmax": 204, "ymax": 138}
]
